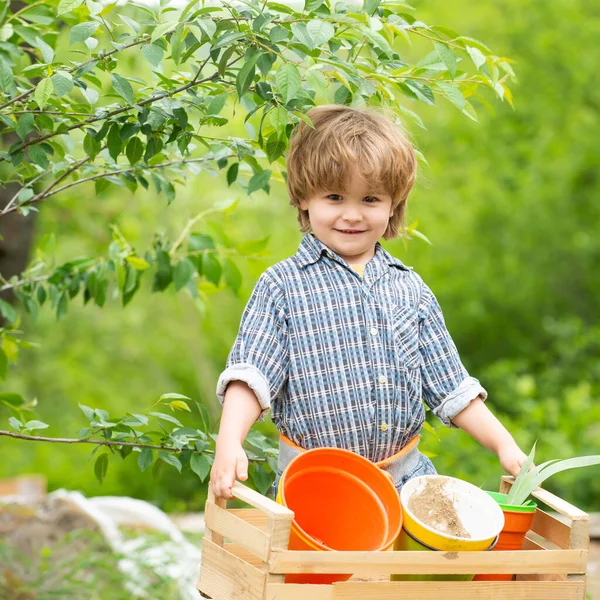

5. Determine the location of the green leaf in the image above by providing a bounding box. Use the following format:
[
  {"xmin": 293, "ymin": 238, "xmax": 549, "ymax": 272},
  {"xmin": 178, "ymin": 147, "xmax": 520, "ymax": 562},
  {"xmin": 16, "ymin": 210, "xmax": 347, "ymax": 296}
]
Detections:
[
  {"xmin": 94, "ymin": 453, "xmax": 109, "ymax": 483},
  {"xmin": 223, "ymin": 258, "xmax": 241, "ymax": 293},
  {"xmin": 151, "ymin": 22, "xmax": 173, "ymax": 43},
  {"xmin": 70, "ymin": 21, "xmax": 99, "ymax": 45},
  {"xmin": 251, "ymin": 464, "xmax": 272, "ymax": 495},
  {"xmin": 202, "ymin": 253, "xmax": 221, "ymax": 286},
  {"xmin": 111, "ymin": 73, "xmax": 134, "ymax": 104},
  {"xmin": 119, "ymin": 14, "xmax": 140, "ymax": 33},
  {"xmin": 0, "ymin": 56, "xmax": 16, "ymax": 97},
  {"xmin": 158, "ymin": 451, "xmax": 182, "ymax": 472},
  {"xmin": 196, "ymin": 402, "xmax": 210, "ymax": 433},
  {"xmin": 0, "ymin": 298, "xmax": 17, "ymax": 323},
  {"xmin": 107, "ymin": 123, "xmax": 122, "ymax": 161},
  {"xmin": 138, "ymin": 447, "xmax": 153, "ymax": 472},
  {"xmin": 306, "ymin": 19, "xmax": 334, "ymax": 48},
  {"xmin": 28, "ymin": 145, "xmax": 49, "ymax": 169},
  {"xmin": 141, "ymin": 43, "xmax": 164, "ymax": 67},
  {"xmin": 126, "ymin": 136, "xmax": 144, "ymax": 165},
  {"xmin": 276, "ymin": 63, "xmax": 301, "ymax": 103},
  {"xmin": 270, "ymin": 106, "xmax": 288, "ymax": 135},
  {"xmin": 8, "ymin": 416, "xmax": 22, "ymax": 431},
  {"xmin": 505, "ymin": 441, "xmax": 537, "ymax": 505},
  {"xmin": 169, "ymin": 400, "xmax": 191, "ymax": 412},
  {"xmin": 190, "ymin": 453, "xmax": 211, "ymax": 481},
  {"xmin": 173, "ymin": 257, "xmax": 195, "ymax": 291},
  {"xmin": 248, "ymin": 169, "xmax": 271, "ymax": 195},
  {"xmin": 236, "ymin": 50, "xmax": 260, "ymax": 99},
  {"xmin": 35, "ymin": 78, "xmax": 53, "ymax": 110},
  {"xmin": 159, "ymin": 392, "xmax": 192, "ymax": 402},
  {"xmin": 466, "ymin": 45, "xmax": 486, "ymax": 69},
  {"xmin": 434, "ymin": 42, "xmax": 457, "ymax": 78},
  {"xmin": 58, "ymin": 0, "xmax": 85, "ymax": 15},
  {"xmin": 51, "ymin": 72, "xmax": 73, "ymax": 97},
  {"xmin": 83, "ymin": 132, "xmax": 101, "ymax": 159},
  {"xmin": 126, "ymin": 256, "xmax": 150, "ymax": 270},
  {"xmin": 171, "ymin": 23, "xmax": 185, "ymax": 64},
  {"xmin": 24, "ymin": 420, "xmax": 49, "ymax": 431},
  {"xmin": 34, "ymin": 36, "xmax": 54, "ymax": 64},
  {"xmin": 79, "ymin": 403, "xmax": 95, "ymax": 422},
  {"xmin": 435, "ymin": 81, "xmax": 465, "ymax": 111},
  {"xmin": 149, "ymin": 411, "xmax": 183, "ymax": 427}
]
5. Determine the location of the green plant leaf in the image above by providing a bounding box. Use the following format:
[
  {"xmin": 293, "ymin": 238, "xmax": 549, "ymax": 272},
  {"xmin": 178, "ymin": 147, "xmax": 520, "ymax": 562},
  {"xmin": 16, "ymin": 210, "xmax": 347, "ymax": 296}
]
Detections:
[
  {"xmin": 159, "ymin": 392, "xmax": 191, "ymax": 402},
  {"xmin": 434, "ymin": 42, "xmax": 457, "ymax": 78},
  {"xmin": 149, "ymin": 411, "xmax": 183, "ymax": 427},
  {"xmin": 34, "ymin": 36, "xmax": 54, "ymax": 64},
  {"xmin": 111, "ymin": 73, "xmax": 134, "ymax": 104},
  {"xmin": 58, "ymin": 0, "xmax": 85, "ymax": 15},
  {"xmin": 126, "ymin": 136, "xmax": 144, "ymax": 165},
  {"xmin": 505, "ymin": 441, "xmax": 537, "ymax": 505},
  {"xmin": 306, "ymin": 19, "xmax": 334, "ymax": 48},
  {"xmin": 0, "ymin": 298, "xmax": 17, "ymax": 323},
  {"xmin": 94, "ymin": 453, "xmax": 109, "ymax": 483},
  {"xmin": 173, "ymin": 257, "xmax": 194, "ymax": 291},
  {"xmin": 158, "ymin": 451, "xmax": 182, "ymax": 472},
  {"xmin": 0, "ymin": 56, "xmax": 16, "ymax": 97},
  {"xmin": 276, "ymin": 63, "xmax": 301, "ymax": 103},
  {"xmin": 223, "ymin": 258, "xmax": 241, "ymax": 293},
  {"xmin": 190, "ymin": 453, "xmax": 211, "ymax": 481},
  {"xmin": 70, "ymin": 21, "xmax": 99, "ymax": 45},
  {"xmin": 51, "ymin": 72, "xmax": 73, "ymax": 97},
  {"xmin": 196, "ymin": 402, "xmax": 210, "ymax": 433},
  {"xmin": 138, "ymin": 447, "xmax": 153, "ymax": 472},
  {"xmin": 141, "ymin": 43, "xmax": 164, "ymax": 67},
  {"xmin": 35, "ymin": 77, "xmax": 53, "ymax": 110},
  {"xmin": 24, "ymin": 420, "xmax": 49, "ymax": 431}
]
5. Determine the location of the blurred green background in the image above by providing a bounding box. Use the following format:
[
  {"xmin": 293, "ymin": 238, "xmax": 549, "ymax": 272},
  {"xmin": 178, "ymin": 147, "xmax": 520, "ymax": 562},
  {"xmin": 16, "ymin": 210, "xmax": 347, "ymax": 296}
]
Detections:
[{"xmin": 1, "ymin": 0, "xmax": 599, "ymax": 512}]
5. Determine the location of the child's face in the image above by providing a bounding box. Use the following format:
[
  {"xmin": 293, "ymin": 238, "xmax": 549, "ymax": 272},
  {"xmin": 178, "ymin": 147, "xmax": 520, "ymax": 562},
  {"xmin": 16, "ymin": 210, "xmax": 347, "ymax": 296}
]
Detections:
[{"xmin": 300, "ymin": 172, "xmax": 393, "ymax": 265}]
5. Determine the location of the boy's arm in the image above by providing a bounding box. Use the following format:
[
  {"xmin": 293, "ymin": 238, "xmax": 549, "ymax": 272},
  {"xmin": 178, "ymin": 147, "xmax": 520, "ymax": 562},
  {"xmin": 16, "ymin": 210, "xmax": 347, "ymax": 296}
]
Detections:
[
  {"xmin": 451, "ymin": 396, "xmax": 528, "ymax": 477},
  {"xmin": 210, "ymin": 381, "xmax": 262, "ymax": 499}
]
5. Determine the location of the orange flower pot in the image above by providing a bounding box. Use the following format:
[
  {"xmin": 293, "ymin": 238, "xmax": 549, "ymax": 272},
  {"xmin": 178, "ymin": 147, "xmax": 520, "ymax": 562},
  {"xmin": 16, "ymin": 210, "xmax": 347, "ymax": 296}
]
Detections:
[{"xmin": 473, "ymin": 491, "xmax": 537, "ymax": 581}]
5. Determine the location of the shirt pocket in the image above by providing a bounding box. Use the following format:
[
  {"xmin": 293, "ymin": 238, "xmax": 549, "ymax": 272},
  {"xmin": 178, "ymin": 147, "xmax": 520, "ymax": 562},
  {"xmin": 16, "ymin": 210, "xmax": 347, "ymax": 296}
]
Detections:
[{"xmin": 391, "ymin": 306, "xmax": 422, "ymax": 370}]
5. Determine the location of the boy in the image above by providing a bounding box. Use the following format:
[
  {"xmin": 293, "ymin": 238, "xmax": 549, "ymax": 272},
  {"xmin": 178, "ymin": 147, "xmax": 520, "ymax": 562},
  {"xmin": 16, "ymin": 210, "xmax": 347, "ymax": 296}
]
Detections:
[{"xmin": 210, "ymin": 105, "xmax": 527, "ymax": 499}]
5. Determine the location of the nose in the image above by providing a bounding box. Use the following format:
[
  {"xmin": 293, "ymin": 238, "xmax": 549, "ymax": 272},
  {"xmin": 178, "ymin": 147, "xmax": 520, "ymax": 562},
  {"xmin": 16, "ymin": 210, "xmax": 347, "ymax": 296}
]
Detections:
[{"xmin": 342, "ymin": 208, "xmax": 363, "ymax": 223}]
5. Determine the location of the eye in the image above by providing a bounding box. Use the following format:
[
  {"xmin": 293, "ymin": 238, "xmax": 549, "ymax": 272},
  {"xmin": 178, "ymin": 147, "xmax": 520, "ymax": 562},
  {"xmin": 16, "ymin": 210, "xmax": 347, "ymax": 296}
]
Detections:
[
  {"xmin": 364, "ymin": 196, "xmax": 379, "ymax": 203},
  {"xmin": 327, "ymin": 194, "xmax": 343, "ymax": 201}
]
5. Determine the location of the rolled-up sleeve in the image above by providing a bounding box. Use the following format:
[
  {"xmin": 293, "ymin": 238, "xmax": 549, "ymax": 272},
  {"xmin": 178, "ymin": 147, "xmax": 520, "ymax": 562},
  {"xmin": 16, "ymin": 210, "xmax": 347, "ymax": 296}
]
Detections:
[
  {"xmin": 418, "ymin": 282, "xmax": 487, "ymax": 428},
  {"xmin": 216, "ymin": 273, "xmax": 289, "ymax": 420}
]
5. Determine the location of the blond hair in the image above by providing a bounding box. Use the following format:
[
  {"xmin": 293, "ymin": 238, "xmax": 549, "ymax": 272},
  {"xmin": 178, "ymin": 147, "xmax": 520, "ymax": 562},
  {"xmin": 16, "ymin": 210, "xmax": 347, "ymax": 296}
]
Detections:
[{"xmin": 285, "ymin": 104, "xmax": 417, "ymax": 240}]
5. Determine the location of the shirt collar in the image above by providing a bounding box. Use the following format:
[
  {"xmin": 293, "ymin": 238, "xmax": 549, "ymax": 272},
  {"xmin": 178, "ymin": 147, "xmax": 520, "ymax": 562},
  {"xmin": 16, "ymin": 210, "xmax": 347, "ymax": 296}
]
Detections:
[{"xmin": 294, "ymin": 233, "xmax": 411, "ymax": 271}]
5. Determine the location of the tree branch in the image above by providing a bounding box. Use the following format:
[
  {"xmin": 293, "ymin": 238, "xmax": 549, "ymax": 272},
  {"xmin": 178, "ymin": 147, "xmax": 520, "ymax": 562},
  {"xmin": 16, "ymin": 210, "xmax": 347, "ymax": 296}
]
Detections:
[
  {"xmin": 0, "ymin": 429, "xmax": 267, "ymax": 462},
  {"xmin": 0, "ymin": 429, "xmax": 210, "ymax": 454},
  {"xmin": 1, "ymin": 153, "xmax": 237, "ymax": 216},
  {"xmin": 0, "ymin": 56, "xmax": 243, "ymax": 164}
]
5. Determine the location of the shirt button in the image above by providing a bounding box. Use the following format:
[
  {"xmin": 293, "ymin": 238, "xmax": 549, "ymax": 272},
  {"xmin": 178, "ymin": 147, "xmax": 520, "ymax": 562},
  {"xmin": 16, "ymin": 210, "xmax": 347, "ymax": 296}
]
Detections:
[
  {"xmin": 370, "ymin": 327, "xmax": 378, "ymax": 336},
  {"xmin": 378, "ymin": 375, "xmax": 387, "ymax": 385},
  {"xmin": 380, "ymin": 423, "xmax": 389, "ymax": 432}
]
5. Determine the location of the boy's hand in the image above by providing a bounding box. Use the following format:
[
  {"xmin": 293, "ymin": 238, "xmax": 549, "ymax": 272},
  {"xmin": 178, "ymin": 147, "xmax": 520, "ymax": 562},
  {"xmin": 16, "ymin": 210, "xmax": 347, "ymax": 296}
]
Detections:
[
  {"xmin": 498, "ymin": 444, "xmax": 530, "ymax": 478},
  {"xmin": 210, "ymin": 438, "xmax": 249, "ymax": 499}
]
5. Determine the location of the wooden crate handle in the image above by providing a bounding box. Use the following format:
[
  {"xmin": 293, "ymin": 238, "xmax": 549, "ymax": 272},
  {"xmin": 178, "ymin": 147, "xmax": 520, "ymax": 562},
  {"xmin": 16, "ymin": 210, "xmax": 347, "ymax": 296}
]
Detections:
[{"xmin": 231, "ymin": 481, "xmax": 294, "ymax": 519}]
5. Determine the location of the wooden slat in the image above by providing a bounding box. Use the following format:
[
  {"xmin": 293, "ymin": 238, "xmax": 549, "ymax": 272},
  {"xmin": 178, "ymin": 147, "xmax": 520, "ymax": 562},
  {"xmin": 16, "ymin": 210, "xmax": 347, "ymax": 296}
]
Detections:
[
  {"xmin": 522, "ymin": 535, "xmax": 546, "ymax": 551},
  {"xmin": 225, "ymin": 542, "xmax": 264, "ymax": 569},
  {"xmin": 531, "ymin": 508, "xmax": 572, "ymax": 549},
  {"xmin": 198, "ymin": 538, "xmax": 265, "ymax": 600},
  {"xmin": 204, "ymin": 489, "xmax": 226, "ymax": 547},
  {"xmin": 228, "ymin": 508, "xmax": 270, "ymax": 531},
  {"xmin": 205, "ymin": 501, "xmax": 270, "ymax": 561},
  {"xmin": 266, "ymin": 583, "xmax": 334, "ymax": 600},
  {"xmin": 331, "ymin": 581, "xmax": 586, "ymax": 600},
  {"xmin": 232, "ymin": 481, "xmax": 294, "ymax": 520},
  {"xmin": 268, "ymin": 549, "xmax": 587, "ymax": 576}
]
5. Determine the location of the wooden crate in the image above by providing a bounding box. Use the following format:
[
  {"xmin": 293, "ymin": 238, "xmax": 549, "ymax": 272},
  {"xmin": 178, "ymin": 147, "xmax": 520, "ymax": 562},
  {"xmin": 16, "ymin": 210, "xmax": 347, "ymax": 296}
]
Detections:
[{"xmin": 198, "ymin": 476, "xmax": 590, "ymax": 600}]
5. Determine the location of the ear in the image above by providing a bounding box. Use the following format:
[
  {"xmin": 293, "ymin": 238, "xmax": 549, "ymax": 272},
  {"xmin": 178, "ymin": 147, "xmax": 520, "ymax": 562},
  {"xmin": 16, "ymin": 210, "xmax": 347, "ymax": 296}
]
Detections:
[{"xmin": 300, "ymin": 199, "xmax": 309, "ymax": 211}]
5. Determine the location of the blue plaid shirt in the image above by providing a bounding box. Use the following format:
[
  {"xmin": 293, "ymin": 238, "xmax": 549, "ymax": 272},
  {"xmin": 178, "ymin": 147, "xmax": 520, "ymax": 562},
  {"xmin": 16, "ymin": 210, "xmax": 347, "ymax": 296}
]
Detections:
[{"xmin": 217, "ymin": 234, "xmax": 486, "ymax": 463}]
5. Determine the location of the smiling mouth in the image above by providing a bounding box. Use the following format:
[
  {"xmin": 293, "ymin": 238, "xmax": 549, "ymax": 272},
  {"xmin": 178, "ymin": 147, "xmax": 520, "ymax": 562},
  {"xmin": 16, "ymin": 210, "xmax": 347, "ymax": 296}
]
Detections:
[{"xmin": 335, "ymin": 229, "xmax": 366, "ymax": 234}]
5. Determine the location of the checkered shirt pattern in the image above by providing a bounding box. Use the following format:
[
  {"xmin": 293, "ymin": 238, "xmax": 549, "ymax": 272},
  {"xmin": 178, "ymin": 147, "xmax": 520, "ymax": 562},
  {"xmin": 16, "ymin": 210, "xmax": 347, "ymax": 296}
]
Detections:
[{"xmin": 216, "ymin": 234, "xmax": 486, "ymax": 463}]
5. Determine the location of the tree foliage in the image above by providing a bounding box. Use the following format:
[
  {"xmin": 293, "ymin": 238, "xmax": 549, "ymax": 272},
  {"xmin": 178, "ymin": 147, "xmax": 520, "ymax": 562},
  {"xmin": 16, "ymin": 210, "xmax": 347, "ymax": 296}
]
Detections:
[{"xmin": 0, "ymin": 0, "xmax": 514, "ymax": 491}]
